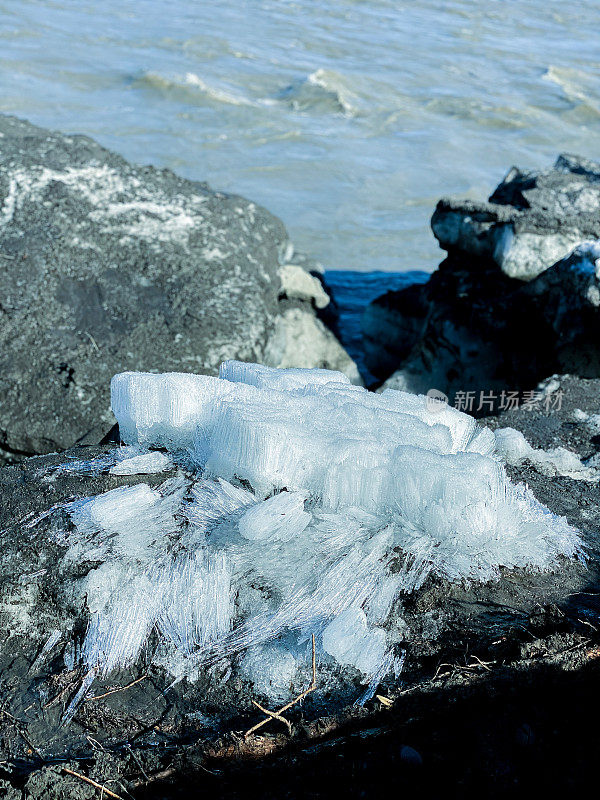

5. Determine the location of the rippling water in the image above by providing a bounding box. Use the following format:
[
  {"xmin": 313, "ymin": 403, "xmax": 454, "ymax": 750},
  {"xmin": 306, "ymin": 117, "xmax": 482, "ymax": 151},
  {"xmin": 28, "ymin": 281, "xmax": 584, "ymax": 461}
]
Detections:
[{"xmin": 1, "ymin": 0, "xmax": 598, "ymax": 270}]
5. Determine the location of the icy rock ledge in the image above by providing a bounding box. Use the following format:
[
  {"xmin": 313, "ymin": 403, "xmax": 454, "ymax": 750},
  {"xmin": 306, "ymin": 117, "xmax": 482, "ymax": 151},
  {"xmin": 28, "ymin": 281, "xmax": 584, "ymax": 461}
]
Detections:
[{"xmin": 52, "ymin": 363, "xmax": 583, "ymax": 707}]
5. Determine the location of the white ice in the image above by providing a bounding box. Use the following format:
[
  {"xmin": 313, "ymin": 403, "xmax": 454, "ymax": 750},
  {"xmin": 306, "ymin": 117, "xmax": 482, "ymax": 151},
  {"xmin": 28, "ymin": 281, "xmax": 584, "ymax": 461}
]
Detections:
[
  {"xmin": 238, "ymin": 491, "xmax": 311, "ymax": 542},
  {"xmin": 322, "ymin": 607, "xmax": 387, "ymax": 676},
  {"xmin": 495, "ymin": 427, "xmax": 599, "ymax": 481},
  {"xmin": 109, "ymin": 450, "xmax": 173, "ymax": 475},
  {"xmin": 51, "ymin": 362, "xmax": 584, "ymax": 704},
  {"xmin": 240, "ymin": 644, "xmax": 299, "ymax": 703}
]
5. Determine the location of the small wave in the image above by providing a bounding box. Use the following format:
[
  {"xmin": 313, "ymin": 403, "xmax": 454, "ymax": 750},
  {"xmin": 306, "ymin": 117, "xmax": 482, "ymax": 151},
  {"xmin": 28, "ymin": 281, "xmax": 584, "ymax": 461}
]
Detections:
[
  {"xmin": 276, "ymin": 68, "xmax": 358, "ymax": 116},
  {"xmin": 543, "ymin": 66, "xmax": 599, "ymax": 115},
  {"xmin": 425, "ymin": 96, "xmax": 527, "ymax": 129},
  {"xmin": 135, "ymin": 71, "xmax": 254, "ymax": 107}
]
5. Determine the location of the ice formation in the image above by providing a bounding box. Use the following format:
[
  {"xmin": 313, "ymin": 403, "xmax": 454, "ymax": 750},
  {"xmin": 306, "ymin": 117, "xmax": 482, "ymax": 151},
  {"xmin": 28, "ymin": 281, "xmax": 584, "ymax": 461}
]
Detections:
[
  {"xmin": 39, "ymin": 445, "xmax": 174, "ymax": 479},
  {"xmin": 495, "ymin": 427, "xmax": 600, "ymax": 482},
  {"xmin": 109, "ymin": 450, "xmax": 173, "ymax": 475},
  {"xmin": 43, "ymin": 363, "xmax": 584, "ymax": 706}
]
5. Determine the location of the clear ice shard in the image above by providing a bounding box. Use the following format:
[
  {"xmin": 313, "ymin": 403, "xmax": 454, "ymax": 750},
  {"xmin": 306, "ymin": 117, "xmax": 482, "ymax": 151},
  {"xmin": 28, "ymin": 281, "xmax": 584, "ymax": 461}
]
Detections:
[
  {"xmin": 48, "ymin": 362, "xmax": 585, "ymax": 702},
  {"xmin": 322, "ymin": 607, "xmax": 387, "ymax": 676},
  {"xmin": 239, "ymin": 644, "xmax": 299, "ymax": 703},
  {"xmin": 109, "ymin": 450, "xmax": 173, "ymax": 475},
  {"xmin": 238, "ymin": 491, "xmax": 311, "ymax": 542}
]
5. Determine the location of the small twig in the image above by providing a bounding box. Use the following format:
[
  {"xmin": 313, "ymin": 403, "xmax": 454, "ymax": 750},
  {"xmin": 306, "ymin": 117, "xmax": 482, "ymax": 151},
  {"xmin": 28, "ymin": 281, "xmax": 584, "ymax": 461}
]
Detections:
[
  {"xmin": 86, "ymin": 332, "xmax": 101, "ymax": 354},
  {"xmin": 125, "ymin": 745, "xmax": 150, "ymax": 782},
  {"xmin": 251, "ymin": 700, "xmax": 292, "ymax": 734},
  {"xmin": 245, "ymin": 634, "xmax": 317, "ymax": 738},
  {"xmin": 559, "ymin": 638, "xmax": 590, "ymax": 655},
  {"xmin": 432, "ymin": 662, "xmax": 455, "ymax": 680},
  {"xmin": 85, "ymin": 675, "xmax": 148, "ymax": 702},
  {"xmin": 44, "ymin": 681, "xmax": 77, "ymax": 710},
  {"xmin": 434, "ymin": 655, "xmax": 495, "ymax": 680},
  {"xmin": 17, "ymin": 728, "xmax": 44, "ymax": 761},
  {"xmin": 0, "ymin": 710, "xmax": 44, "ymax": 761},
  {"xmin": 62, "ymin": 767, "xmax": 123, "ymax": 800},
  {"xmin": 131, "ymin": 766, "xmax": 176, "ymax": 789},
  {"xmin": 86, "ymin": 736, "xmax": 107, "ymax": 753},
  {"xmin": 469, "ymin": 655, "xmax": 495, "ymax": 671}
]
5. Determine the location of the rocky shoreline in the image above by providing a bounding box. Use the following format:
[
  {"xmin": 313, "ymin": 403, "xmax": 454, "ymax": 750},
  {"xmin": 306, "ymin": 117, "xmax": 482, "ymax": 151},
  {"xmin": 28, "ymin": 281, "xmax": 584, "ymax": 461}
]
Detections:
[
  {"xmin": 1, "ymin": 118, "xmax": 599, "ymax": 797},
  {"xmin": 0, "ymin": 115, "xmax": 359, "ymax": 464},
  {"xmin": 363, "ymin": 155, "xmax": 600, "ymax": 406}
]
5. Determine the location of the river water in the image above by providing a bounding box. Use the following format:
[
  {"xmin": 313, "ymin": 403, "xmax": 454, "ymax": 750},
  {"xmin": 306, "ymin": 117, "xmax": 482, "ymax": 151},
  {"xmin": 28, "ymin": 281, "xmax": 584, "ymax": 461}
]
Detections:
[{"xmin": 1, "ymin": 0, "xmax": 598, "ymax": 271}]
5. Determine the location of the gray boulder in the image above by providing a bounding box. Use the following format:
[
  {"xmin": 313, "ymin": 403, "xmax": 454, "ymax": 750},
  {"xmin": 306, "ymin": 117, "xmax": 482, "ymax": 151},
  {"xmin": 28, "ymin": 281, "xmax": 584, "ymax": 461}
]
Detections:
[
  {"xmin": 0, "ymin": 115, "xmax": 359, "ymax": 461},
  {"xmin": 431, "ymin": 154, "xmax": 600, "ymax": 281},
  {"xmin": 361, "ymin": 282, "xmax": 429, "ymax": 380},
  {"xmin": 364, "ymin": 155, "xmax": 600, "ymax": 402}
]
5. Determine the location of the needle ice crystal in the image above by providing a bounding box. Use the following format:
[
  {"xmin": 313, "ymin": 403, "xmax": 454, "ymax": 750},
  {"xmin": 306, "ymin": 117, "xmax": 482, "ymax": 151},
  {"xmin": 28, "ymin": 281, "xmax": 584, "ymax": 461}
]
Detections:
[{"xmin": 49, "ymin": 362, "xmax": 583, "ymax": 703}]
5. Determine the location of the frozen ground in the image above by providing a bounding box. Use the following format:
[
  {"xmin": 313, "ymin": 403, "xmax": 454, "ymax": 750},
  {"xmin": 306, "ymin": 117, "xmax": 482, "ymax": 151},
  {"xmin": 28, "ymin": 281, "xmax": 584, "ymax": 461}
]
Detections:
[
  {"xmin": 30, "ymin": 361, "xmax": 582, "ymax": 716},
  {"xmin": 1, "ymin": 367, "xmax": 598, "ymax": 783}
]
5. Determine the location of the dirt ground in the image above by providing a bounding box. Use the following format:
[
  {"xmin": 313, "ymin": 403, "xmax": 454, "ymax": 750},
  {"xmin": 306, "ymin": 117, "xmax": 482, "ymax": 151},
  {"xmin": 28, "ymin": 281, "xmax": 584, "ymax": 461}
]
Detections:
[
  {"xmin": 2, "ymin": 375, "xmax": 599, "ymax": 798},
  {"xmin": 1, "ymin": 603, "xmax": 597, "ymax": 799}
]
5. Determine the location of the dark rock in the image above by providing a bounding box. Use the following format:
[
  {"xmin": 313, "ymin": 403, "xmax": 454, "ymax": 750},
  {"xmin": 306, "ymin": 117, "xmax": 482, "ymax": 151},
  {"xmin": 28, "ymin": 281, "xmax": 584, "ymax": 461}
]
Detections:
[
  {"xmin": 322, "ymin": 269, "xmax": 429, "ymax": 387},
  {"xmin": 0, "ymin": 115, "xmax": 358, "ymax": 462},
  {"xmin": 368, "ymin": 257, "xmax": 546, "ymax": 400},
  {"xmin": 432, "ymin": 153, "xmax": 600, "ymax": 281},
  {"xmin": 521, "ymin": 243, "xmax": 600, "ymax": 376},
  {"xmin": 364, "ymin": 156, "xmax": 600, "ymax": 402},
  {"xmin": 362, "ymin": 282, "xmax": 429, "ymax": 379}
]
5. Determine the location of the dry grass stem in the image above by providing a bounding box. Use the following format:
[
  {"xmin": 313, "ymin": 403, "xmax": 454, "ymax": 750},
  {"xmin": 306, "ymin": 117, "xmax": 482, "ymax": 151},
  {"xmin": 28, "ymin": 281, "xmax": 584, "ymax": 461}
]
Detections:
[
  {"xmin": 433, "ymin": 657, "xmax": 496, "ymax": 680},
  {"xmin": 251, "ymin": 700, "xmax": 293, "ymax": 734},
  {"xmin": 62, "ymin": 767, "xmax": 123, "ymax": 799},
  {"xmin": 244, "ymin": 634, "xmax": 317, "ymax": 738},
  {"xmin": 85, "ymin": 675, "xmax": 148, "ymax": 702}
]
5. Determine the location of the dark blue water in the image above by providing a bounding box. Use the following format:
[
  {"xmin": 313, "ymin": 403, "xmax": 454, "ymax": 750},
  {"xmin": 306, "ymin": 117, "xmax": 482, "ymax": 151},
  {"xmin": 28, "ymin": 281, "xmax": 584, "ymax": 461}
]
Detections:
[{"xmin": 324, "ymin": 269, "xmax": 429, "ymax": 383}]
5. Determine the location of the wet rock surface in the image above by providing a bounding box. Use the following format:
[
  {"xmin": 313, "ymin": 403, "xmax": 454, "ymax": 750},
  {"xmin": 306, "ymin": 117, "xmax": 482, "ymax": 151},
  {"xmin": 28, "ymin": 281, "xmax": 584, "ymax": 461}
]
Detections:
[
  {"xmin": 0, "ymin": 115, "xmax": 358, "ymax": 462},
  {"xmin": 3, "ymin": 623, "xmax": 599, "ymax": 799},
  {"xmin": 363, "ymin": 155, "xmax": 600, "ymax": 402},
  {"xmin": 0, "ymin": 374, "xmax": 599, "ymax": 796},
  {"xmin": 432, "ymin": 153, "xmax": 600, "ymax": 281}
]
